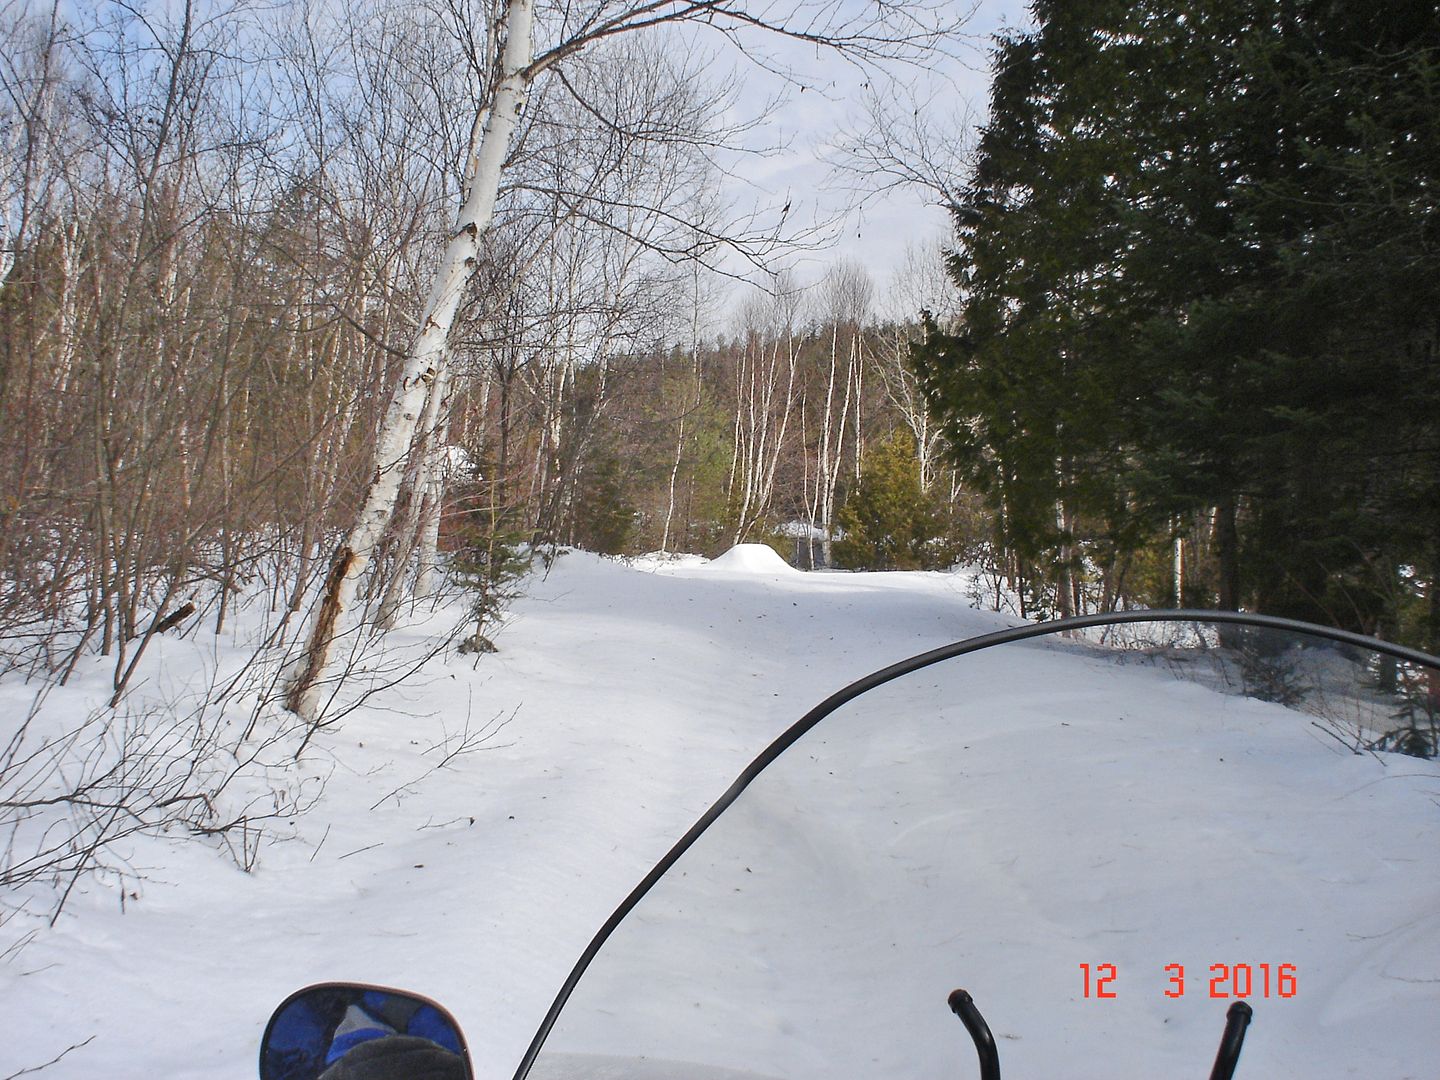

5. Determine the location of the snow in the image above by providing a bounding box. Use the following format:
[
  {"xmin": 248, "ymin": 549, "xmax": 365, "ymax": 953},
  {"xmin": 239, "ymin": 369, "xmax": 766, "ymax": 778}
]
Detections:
[
  {"xmin": 704, "ymin": 543, "xmax": 798, "ymax": 574},
  {"xmin": 2, "ymin": 553, "xmax": 1437, "ymax": 1080},
  {"xmin": 445, "ymin": 444, "xmax": 480, "ymax": 479},
  {"xmin": 771, "ymin": 522, "xmax": 837, "ymax": 543}
]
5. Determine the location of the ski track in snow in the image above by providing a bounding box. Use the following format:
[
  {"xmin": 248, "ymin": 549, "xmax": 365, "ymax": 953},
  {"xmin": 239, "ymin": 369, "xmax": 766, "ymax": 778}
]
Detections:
[{"xmin": 2, "ymin": 550, "xmax": 1437, "ymax": 1079}]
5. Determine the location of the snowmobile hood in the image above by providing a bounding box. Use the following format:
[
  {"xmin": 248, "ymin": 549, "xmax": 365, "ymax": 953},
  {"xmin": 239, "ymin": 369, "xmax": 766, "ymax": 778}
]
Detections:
[{"xmin": 512, "ymin": 612, "xmax": 1440, "ymax": 1079}]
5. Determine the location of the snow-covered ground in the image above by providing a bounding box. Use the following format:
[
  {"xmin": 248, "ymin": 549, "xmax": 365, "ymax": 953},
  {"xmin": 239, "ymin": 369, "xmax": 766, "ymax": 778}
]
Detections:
[{"xmin": 3, "ymin": 548, "xmax": 1438, "ymax": 1079}]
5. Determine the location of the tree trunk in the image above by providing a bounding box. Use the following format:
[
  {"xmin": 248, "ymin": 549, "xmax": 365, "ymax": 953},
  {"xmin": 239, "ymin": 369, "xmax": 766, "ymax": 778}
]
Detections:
[
  {"xmin": 376, "ymin": 368, "xmax": 451, "ymax": 628},
  {"xmin": 1172, "ymin": 523, "xmax": 1184, "ymax": 607},
  {"xmin": 286, "ymin": 0, "xmax": 536, "ymax": 720},
  {"xmin": 1054, "ymin": 495, "xmax": 1076, "ymax": 620},
  {"xmin": 414, "ymin": 368, "xmax": 455, "ymax": 599},
  {"xmin": 1215, "ymin": 496, "xmax": 1241, "ymax": 612}
]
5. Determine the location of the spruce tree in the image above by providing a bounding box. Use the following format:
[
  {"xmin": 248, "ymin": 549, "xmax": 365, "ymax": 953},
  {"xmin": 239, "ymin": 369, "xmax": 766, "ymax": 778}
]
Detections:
[
  {"xmin": 834, "ymin": 430, "xmax": 959, "ymax": 571},
  {"xmin": 912, "ymin": 0, "xmax": 1440, "ymax": 641}
]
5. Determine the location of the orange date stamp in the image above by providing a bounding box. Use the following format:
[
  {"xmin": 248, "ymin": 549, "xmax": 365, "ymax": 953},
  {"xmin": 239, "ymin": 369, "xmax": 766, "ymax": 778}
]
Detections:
[{"xmin": 1080, "ymin": 963, "xmax": 1297, "ymax": 999}]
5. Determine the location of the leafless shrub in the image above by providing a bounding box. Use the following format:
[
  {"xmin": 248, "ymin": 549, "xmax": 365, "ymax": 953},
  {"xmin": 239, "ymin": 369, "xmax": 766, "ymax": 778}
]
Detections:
[
  {"xmin": 0, "ymin": 1034, "xmax": 97, "ymax": 1080},
  {"xmin": 0, "ymin": 679, "xmax": 321, "ymax": 926}
]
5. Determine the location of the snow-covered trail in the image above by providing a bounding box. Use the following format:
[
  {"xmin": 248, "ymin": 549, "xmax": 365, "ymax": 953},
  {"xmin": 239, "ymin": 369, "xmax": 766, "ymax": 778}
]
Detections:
[
  {"xmin": 5, "ymin": 548, "xmax": 1438, "ymax": 1079},
  {"xmin": 529, "ymin": 616, "xmax": 1440, "ymax": 1080},
  {"xmin": 1, "ymin": 549, "xmax": 1004, "ymax": 1080}
]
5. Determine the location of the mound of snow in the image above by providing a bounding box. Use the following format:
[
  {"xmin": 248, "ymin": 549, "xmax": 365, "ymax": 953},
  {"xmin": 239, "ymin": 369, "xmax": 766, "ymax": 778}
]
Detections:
[{"xmin": 706, "ymin": 543, "xmax": 797, "ymax": 574}]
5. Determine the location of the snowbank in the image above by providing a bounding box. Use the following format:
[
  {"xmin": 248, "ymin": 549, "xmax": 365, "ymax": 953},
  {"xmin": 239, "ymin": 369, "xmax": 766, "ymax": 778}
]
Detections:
[{"xmin": 705, "ymin": 543, "xmax": 796, "ymax": 574}]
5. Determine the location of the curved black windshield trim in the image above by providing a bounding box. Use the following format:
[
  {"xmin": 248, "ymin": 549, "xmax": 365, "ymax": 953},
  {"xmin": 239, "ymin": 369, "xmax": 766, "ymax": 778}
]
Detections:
[{"xmin": 510, "ymin": 610, "xmax": 1440, "ymax": 1079}]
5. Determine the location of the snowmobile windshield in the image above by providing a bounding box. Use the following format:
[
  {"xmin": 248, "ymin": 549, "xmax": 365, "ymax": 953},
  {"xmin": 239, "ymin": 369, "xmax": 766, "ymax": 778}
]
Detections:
[{"xmin": 515, "ymin": 614, "xmax": 1440, "ymax": 1079}]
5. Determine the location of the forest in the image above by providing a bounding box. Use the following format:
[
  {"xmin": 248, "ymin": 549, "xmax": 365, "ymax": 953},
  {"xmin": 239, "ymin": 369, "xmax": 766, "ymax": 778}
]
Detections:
[
  {"xmin": 915, "ymin": 1, "xmax": 1440, "ymax": 644},
  {"xmin": 1, "ymin": 0, "xmax": 1437, "ymax": 725},
  {"xmin": 0, "ymin": 0, "xmax": 978, "ymax": 717}
]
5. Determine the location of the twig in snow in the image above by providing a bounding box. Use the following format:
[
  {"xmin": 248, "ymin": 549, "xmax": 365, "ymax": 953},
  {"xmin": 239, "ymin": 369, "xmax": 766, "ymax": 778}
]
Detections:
[
  {"xmin": 417, "ymin": 816, "xmax": 475, "ymax": 831},
  {"xmin": 2, "ymin": 1035, "xmax": 97, "ymax": 1080},
  {"xmin": 368, "ymin": 704, "xmax": 517, "ymax": 812},
  {"xmin": 309, "ymin": 824, "xmax": 331, "ymax": 863}
]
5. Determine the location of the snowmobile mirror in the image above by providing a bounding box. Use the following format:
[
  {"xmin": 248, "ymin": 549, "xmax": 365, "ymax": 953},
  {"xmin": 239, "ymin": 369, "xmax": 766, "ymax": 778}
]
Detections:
[{"xmin": 260, "ymin": 983, "xmax": 472, "ymax": 1080}]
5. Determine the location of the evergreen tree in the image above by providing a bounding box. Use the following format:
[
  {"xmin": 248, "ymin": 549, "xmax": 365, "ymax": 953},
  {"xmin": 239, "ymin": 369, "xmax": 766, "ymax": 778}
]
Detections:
[
  {"xmin": 834, "ymin": 430, "xmax": 960, "ymax": 571},
  {"xmin": 913, "ymin": 0, "xmax": 1440, "ymax": 642}
]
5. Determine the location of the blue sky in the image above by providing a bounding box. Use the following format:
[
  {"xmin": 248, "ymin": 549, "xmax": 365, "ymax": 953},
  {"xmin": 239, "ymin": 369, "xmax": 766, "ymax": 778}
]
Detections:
[{"xmin": 696, "ymin": 0, "xmax": 1035, "ymax": 319}]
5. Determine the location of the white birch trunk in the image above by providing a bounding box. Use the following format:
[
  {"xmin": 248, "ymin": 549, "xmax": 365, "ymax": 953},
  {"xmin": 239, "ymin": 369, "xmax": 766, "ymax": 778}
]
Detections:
[
  {"xmin": 727, "ymin": 347, "xmax": 743, "ymax": 502},
  {"xmin": 732, "ymin": 332, "xmax": 794, "ymax": 544},
  {"xmin": 660, "ymin": 354, "xmax": 689, "ymax": 554},
  {"xmin": 286, "ymin": 0, "xmax": 536, "ymax": 720},
  {"xmin": 878, "ymin": 324, "xmax": 937, "ymax": 493},
  {"xmin": 661, "ymin": 295, "xmax": 702, "ymax": 553},
  {"xmin": 851, "ymin": 332, "xmax": 864, "ymax": 481},
  {"xmin": 758, "ymin": 335, "xmax": 796, "ymax": 531},
  {"xmin": 376, "ymin": 366, "xmax": 452, "ymax": 628},
  {"xmin": 1172, "ymin": 523, "xmax": 1184, "ymax": 606},
  {"xmin": 815, "ymin": 326, "xmax": 837, "ymax": 565},
  {"xmin": 413, "ymin": 368, "xmax": 455, "ymax": 599},
  {"xmin": 817, "ymin": 323, "xmax": 852, "ymax": 566}
]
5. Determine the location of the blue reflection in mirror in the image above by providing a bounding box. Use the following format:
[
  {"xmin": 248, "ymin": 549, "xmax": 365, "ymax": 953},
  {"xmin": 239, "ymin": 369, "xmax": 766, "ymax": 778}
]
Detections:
[{"xmin": 261, "ymin": 983, "xmax": 471, "ymax": 1080}]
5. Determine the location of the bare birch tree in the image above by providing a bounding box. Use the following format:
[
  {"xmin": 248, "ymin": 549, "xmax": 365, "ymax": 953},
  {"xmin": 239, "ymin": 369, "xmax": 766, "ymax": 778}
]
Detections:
[
  {"xmin": 728, "ymin": 273, "xmax": 801, "ymax": 542},
  {"xmin": 804, "ymin": 260, "xmax": 871, "ymax": 564},
  {"xmin": 661, "ymin": 243, "xmax": 719, "ymax": 552},
  {"xmin": 285, "ymin": 0, "xmax": 963, "ymax": 719},
  {"xmin": 877, "ymin": 238, "xmax": 959, "ymax": 493}
]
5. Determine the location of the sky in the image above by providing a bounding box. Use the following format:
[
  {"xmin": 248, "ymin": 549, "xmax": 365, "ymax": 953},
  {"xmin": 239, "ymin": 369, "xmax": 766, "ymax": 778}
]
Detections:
[{"xmin": 693, "ymin": 0, "xmax": 1036, "ymax": 322}]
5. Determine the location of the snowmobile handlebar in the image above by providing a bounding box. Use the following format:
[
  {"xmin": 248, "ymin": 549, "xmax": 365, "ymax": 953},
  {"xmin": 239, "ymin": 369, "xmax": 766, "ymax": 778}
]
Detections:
[
  {"xmin": 1208, "ymin": 1001, "xmax": 1253, "ymax": 1080},
  {"xmin": 950, "ymin": 990, "xmax": 1253, "ymax": 1080},
  {"xmin": 949, "ymin": 990, "xmax": 1001, "ymax": 1080}
]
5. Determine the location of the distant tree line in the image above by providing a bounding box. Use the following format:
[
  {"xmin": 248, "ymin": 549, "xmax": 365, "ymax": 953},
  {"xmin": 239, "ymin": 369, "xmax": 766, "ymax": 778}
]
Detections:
[
  {"xmin": 911, "ymin": 0, "xmax": 1440, "ymax": 648},
  {"xmin": 474, "ymin": 263, "xmax": 979, "ymax": 569}
]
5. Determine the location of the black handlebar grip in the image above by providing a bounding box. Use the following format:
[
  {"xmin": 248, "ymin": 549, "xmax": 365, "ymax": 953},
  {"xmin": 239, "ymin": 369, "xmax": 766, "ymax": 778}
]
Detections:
[
  {"xmin": 1208, "ymin": 1000, "xmax": 1254, "ymax": 1080},
  {"xmin": 948, "ymin": 989, "xmax": 1001, "ymax": 1080}
]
